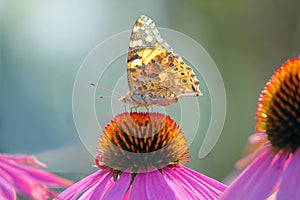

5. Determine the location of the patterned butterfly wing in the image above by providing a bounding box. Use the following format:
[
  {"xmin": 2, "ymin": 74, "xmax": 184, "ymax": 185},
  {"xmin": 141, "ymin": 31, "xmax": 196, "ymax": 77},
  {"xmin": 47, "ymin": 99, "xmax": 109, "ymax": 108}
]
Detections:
[
  {"xmin": 147, "ymin": 51, "xmax": 202, "ymax": 98},
  {"xmin": 127, "ymin": 15, "xmax": 172, "ymax": 92},
  {"xmin": 128, "ymin": 15, "xmax": 172, "ymax": 53},
  {"xmin": 124, "ymin": 15, "xmax": 202, "ymax": 107}
]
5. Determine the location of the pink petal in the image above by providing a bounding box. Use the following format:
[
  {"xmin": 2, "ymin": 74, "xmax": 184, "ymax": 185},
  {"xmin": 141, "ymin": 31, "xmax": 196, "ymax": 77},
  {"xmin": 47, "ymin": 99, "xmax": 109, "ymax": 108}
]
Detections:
[
  {"xmin": 163, "ymin": 167, "xmax": 206, "ymax": 199},
  {"xmin": 123, "ymin": 186, "xmax": 132, "ymax": 200},
  {"xmin": 56, "ymin": 169, "xmax": 110, "ymax": 200},
  {"xmin": 235, "ymin": 145, "xmax": 264, "ymax": 170},
  {"xmin": 277, "ymin": 149, "xmax": 300, "ymax": 200},
  {"xmin": 145, "ymin": 170, "xmax": 176, "ymax": 200},
  {"xmin": 102, "ymin": 172, "xmax": 131, "ymax": 200},
  {"xmin": 179, "ymin": 165, "xmax": 227, "ymax": 193},
  {"xmin": 128, "ymin": 170, "xmax": 176, "ymax": 200},
  {"xmin": 127, "ymin": 173, "xmax": 147, "ymax": 200},
  {"xmin": 222, "ymin": 148, "xmax": 276, "ymax": 200},
  {"xmin": 1, "ymin": 154, "xmax": 46, "ymax": 168},
  {"xmin": 0, "ymin": 169, "xmax": 17, "ymax": 200},
  {"xmin": 0, "ymin": 162, "xmax": 57, "ymax": 199},
  {"xmin": 2, "ymin": 159, "xmax": 73, "ymax": 187},
  {"xmin": 164, "ymin": 165, "xmax": 226, "ymax": 199},
  {"xmin": 247, "ymin": 150, "xmax": 287, "ymax": 199},
  {"xmin": 79, "ymin": 171, "xmax": 114, "ymax": 199},
  {"xmin": 0, "ymin": 161, "xmax": 43, "ymax": 198}
]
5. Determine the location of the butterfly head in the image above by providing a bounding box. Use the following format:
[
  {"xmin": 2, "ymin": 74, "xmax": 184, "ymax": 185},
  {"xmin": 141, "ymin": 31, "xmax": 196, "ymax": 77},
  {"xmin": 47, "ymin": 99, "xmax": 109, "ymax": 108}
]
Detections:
[{"xmin": 119, "ymin": 92, "xmax": 133, "ymax": 105}]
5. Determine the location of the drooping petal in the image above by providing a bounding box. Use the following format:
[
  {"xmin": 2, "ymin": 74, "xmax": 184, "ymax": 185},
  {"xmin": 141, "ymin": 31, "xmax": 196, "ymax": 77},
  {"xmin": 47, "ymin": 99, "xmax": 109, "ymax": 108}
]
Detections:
[
  {"xmin": 0, "ymin": 160, "xmax": 46, "ymax": 198},
  {"xmin": 163, "ymin": 166, "xmax": 207, "ymax": 200},
  {"xmin": 102, "ymin": 172, "xmax": 131, "ymax": 200},
  {"xmin": 145, "ymin": 170, "xmax": 176, "ymax": 200},
  {"xmin": 122, "ymin": 185, "xmax": 131, "ymax": 200},
  {"xmin": 179, "ymin": 165, "xmax": 227, "ymax": 194},
  {"xmin": 1, "ymin": 154, "xmax": 46, "ymax": 168},
  {"xmin": 277, "ymin": 149, "xmax": 300, "ymax": 200},
  {"xmin": 163, "ymin": 165, "xmax": 226, "ymax": 199},
  {"xmin": 0, "ymin": 169, "xmax": 17, "ymax": 200},
  {"xmin": 222, "ymin": 148, "xmax": 276, "ymax": 199},
  {"xmin": 127, "ymin": 173, "xmax": 147, "ymax": 200},
  {"xmin": 246, "ymin": 150, "xmax": 287, "ymax": 199},
  {"xmin": 0, "ymin": 153, "xmax": 72, "ymax": 199},
  {"xmin": 2, "ymin": 159, "xmax": 72, "ymax": 187},
  {"xmin": 56, "ymin": 169, "xmax": 110, "ymax": 200},
  {"xmin": 235, "ymin": 139, "xmax": 264, "ymax": 170},
  {"xmin": 128, "ymin": 170, "xmax": 176, "ymax": 200},
  {"xmin": 79, "ymin": 171, "xmax": 114, "ymax": 200}
]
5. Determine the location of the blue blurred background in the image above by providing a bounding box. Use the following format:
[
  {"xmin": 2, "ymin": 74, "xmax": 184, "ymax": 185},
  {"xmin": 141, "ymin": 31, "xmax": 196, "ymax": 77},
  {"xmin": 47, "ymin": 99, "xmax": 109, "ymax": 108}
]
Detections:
[{"xmin": 1, "ymin": 0, "xmax": 300, "ymax": 182}]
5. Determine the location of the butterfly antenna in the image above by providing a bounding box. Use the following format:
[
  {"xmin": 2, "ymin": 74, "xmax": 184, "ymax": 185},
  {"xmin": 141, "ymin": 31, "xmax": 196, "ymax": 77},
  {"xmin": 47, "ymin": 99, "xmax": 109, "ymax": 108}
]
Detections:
[
  {"xmin": 89, "ymin": 82, "xmax": 121, "ymax": 98},
  {"xmin": 99, "ymin": 95, "xmax": 119, "ymax": 99}
]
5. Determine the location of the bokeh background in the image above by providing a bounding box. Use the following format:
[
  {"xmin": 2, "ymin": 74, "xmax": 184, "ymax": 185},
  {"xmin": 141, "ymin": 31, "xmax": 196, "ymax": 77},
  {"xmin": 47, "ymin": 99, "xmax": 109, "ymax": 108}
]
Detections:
[{"xmin": 1, "ymin": 0, "xmax": 300, "ymax": 184}]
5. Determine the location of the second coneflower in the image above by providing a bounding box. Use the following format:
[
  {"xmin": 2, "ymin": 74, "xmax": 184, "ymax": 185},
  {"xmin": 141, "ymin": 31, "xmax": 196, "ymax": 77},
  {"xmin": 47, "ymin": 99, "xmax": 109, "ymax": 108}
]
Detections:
[
  {"xmin": 57, "ymin": 112, "xmax": 226, "ymax": 199},
  {"xmin": 222, "ymin": 57, "xmax": 300, "ymax": 200},
  {"xmin": 0, "ymin": 153, "xmax": 73, "ymax": 200}
]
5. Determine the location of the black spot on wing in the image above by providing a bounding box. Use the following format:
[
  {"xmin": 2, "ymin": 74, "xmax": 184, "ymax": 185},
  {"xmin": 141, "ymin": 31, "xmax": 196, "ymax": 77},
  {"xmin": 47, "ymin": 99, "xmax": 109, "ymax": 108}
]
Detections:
[
  {"xmin": 128, "ymin": 54, "xmax": 142, "ymax": 62},
  {"xmin": 192, "ymin": 85, "xmax": 196, "ymax": 92}
]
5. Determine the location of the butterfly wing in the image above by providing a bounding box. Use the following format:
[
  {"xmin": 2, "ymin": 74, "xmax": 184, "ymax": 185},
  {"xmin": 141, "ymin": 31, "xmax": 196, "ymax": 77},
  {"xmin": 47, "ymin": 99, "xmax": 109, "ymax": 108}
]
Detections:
[
  {"xmin": 126, "ymin": 15, "xmax": 202, "ymax": 105},
  {"xmin": 128, "ymin": 15, "xmax": 172, "ymax": 53},
  {"xmin": 127, "ymin": 15, "xmax": 172, "ymax": 92},
  {"xmin": 148, "ymin": 52, "xmax": 202, "ymax": 98}
]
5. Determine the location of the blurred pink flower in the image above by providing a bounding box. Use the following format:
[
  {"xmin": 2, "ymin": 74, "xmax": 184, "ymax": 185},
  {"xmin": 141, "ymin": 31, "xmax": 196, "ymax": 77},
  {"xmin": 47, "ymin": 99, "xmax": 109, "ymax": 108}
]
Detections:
[
  {"xmin": 57, "ymin": 112, "xmax": 227, "ymax": 200},
  {"xmin": 0, "ymin": 153, "xmax": 73, "ymax": 200},
  {"xmin": 222, "ymin": 58, "xmax": 300, "ymax": 200}
]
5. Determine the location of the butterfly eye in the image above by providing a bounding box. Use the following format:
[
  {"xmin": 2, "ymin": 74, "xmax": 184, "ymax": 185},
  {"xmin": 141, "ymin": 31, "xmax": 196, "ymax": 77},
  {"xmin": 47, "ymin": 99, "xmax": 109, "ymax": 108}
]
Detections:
[
  {"xmin": 182, "ymin": 79, "xmax": 187, "ymax": 83},
  {"xmin": 169, "ymin": 63, "xmax": 174, "ymax": 67},
  {"xmin": 181, "ymin": 72, "xmax": 185, "ymax": 76},
  {"xmin": 173, "ymin": 68, "xmax": 178, "ymax": 71}
]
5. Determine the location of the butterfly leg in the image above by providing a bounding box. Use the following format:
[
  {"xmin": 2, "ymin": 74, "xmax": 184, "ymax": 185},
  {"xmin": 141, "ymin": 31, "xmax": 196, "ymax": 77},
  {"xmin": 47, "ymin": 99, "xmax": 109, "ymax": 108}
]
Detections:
[{"xmin": 123, "ymin": 105, "xmax": 127, "ymax": 112}]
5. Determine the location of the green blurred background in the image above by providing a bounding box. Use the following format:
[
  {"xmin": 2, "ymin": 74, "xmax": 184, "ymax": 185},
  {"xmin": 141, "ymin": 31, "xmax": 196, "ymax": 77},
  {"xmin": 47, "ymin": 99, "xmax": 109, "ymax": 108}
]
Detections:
[{"xmin": 1, "ymin": 0, "xmax": 300, "ymax": 183}]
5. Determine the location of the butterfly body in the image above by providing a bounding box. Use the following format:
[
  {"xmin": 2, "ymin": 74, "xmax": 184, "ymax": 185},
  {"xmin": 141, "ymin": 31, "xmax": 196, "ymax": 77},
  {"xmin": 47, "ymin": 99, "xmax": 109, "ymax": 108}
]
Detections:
[{"xmin": 119, "ymin": 15, "xmax": 202, "ymax": 108}]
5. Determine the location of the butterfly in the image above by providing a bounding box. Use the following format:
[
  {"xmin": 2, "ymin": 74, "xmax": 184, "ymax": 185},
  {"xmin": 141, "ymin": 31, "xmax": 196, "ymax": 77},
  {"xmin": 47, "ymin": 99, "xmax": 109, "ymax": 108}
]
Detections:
[{"xmin": 119, "ymin": 15, "xmax": 202, "ymax": 108}]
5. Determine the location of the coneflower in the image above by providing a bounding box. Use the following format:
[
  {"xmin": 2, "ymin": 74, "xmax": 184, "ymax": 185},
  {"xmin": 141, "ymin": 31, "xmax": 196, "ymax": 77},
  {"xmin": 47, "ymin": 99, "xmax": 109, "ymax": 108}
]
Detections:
[
  {"xmin": 222, "ymin": 58, "xmax": 300, "ymax": 200},
  {"xmin": 57, "ymin": 112, "xmax": 226, "ymax": 199}
]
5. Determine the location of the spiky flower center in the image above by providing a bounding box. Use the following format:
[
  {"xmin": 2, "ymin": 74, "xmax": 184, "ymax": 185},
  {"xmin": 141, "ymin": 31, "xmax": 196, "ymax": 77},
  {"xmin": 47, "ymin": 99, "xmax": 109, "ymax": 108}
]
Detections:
[
  {"xmin": 256, "ymin": 58, "xmax": 300, "ymax": 152},
  {"xmin": 97, "ymin": 112, "xmax": 189, "ymax": 173}
]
